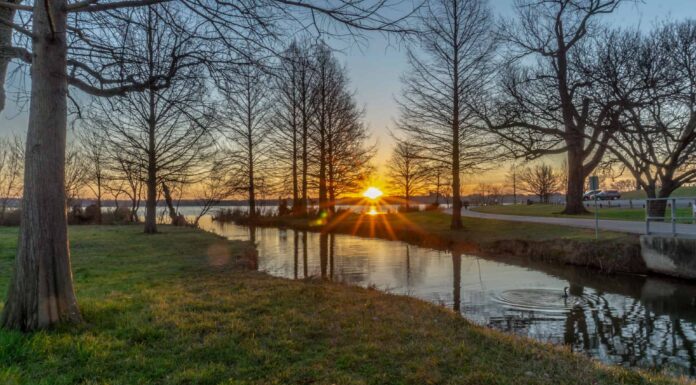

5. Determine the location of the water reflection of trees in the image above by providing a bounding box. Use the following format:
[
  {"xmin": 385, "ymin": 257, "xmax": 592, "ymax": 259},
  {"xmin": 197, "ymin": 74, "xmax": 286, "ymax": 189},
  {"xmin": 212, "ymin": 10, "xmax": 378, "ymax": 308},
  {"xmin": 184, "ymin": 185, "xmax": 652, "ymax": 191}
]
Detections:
[{"xmin": 488, "ymin": 284, "xmax": 696, "ymax": 376}]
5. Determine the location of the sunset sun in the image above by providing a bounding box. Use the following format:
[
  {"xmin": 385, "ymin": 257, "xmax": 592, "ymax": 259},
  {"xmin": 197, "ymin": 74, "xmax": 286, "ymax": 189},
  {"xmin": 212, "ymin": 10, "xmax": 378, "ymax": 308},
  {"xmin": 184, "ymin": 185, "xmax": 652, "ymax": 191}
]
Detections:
[{"xmin": 363, "ymin": 187, "xmax": 384, "ymax": 200}]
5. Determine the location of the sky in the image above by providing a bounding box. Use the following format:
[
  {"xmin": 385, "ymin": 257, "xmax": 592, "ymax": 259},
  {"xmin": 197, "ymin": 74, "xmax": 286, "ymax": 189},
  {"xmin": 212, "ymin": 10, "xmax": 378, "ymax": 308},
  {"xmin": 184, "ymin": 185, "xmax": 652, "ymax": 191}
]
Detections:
[
  {"xmin": 335, "ymin": 0, "xmax": 696, "ymax": 188},
  {"xmin": 1, "ymin": 1, "xmax": 696, "ymax": 193}
]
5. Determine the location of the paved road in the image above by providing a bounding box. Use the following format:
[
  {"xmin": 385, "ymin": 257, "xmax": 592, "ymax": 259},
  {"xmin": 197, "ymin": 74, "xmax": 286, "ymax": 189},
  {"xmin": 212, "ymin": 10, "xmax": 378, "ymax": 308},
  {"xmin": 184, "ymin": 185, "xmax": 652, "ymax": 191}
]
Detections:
[{"xmin": 446, "ymin": 208, "xmax": 696, "ymax": 236}]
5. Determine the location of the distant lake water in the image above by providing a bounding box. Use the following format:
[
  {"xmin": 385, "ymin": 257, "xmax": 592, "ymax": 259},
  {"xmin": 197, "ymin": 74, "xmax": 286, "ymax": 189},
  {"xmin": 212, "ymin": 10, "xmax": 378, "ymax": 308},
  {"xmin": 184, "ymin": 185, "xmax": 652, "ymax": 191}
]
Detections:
[{"xmin": 196, "ymin": 216, "xmax": 696, "ymax": 377}]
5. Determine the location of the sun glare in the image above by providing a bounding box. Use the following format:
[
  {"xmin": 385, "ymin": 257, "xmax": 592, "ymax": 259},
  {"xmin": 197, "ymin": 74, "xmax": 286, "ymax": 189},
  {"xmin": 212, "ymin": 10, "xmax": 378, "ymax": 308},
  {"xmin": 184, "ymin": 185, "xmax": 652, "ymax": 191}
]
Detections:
[{"xmin": 363, "ymin": 187, "xmax": 383, "ymax": 200}]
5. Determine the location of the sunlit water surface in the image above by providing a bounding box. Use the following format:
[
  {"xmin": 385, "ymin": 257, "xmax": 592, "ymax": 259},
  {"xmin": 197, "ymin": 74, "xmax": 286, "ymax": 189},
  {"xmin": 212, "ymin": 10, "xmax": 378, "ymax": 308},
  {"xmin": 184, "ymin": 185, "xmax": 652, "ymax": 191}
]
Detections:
[{"xmin": 197, "ymin": 217, "xmax": 696, "ymax": 377}]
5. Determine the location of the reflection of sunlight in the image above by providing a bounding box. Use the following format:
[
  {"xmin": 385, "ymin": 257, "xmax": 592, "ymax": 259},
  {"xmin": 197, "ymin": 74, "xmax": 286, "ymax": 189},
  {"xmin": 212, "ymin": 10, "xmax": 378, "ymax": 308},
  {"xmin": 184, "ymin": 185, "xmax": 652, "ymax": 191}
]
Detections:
[{"xmin": 367, "ymin": 206, "xmax": 379, "ymax": 216}]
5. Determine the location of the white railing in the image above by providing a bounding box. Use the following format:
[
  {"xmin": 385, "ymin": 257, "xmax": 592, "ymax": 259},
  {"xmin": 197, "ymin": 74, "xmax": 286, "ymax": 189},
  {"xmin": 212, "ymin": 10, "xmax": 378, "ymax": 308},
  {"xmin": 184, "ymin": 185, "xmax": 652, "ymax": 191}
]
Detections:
[{"xmin": 645, "ymin": 197, "xmax": 696, "ymax": 236}]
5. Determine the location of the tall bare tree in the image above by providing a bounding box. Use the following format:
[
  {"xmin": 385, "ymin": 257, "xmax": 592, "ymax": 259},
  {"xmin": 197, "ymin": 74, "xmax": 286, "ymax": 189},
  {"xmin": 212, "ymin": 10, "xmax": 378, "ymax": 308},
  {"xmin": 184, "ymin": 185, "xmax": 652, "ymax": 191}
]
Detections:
[
  {"xmin": 480, "ymin": 0, "xmax": 630, "ymax": 214},
  {"xmin": 396, "ymin": 0, "xmax": 497, "ymax": 229},
  {"xmin": 314, "ymin": 45, "xmax": 372, "ymax": 211},
  {"xmin": 387, "ymin": 140, "xmax": 430, "ymax": 210},
  {"xmin": 593, "ymin": 21, "xmax": 696, "ymax": 217},
  {"xmin": 220, "ymin": 63, "xmax": 273, "ymax": 220},
  {"xmin": 78, "ymin": 127, "xmax": 108, "ymax": 224},
  {"xmin": 90, "ymin": 6, "xmax": 213, "ymax": 234}
]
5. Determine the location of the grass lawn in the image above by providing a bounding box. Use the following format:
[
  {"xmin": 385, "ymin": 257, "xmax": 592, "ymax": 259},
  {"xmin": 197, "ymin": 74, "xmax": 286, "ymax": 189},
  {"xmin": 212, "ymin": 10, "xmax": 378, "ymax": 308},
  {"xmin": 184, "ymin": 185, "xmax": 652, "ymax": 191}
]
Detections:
[
  {"xmin": 621, "ymin": 186, "xmax": 696, "ymax": 200},
  {"xmin": 473, "ymin": 204, "xmax": 694, "ymax": 222},
  {"xmin": 0, "ymin": 225, "xmax": 683, "ymax": 384}
]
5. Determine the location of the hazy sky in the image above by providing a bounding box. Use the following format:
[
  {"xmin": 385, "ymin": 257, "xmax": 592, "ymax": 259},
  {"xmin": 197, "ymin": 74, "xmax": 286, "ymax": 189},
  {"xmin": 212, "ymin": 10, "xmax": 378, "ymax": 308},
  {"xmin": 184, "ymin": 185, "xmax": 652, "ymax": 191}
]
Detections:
[{"xmin": 1, "ymin": 1, "xmax": 696, "ymax": 190}]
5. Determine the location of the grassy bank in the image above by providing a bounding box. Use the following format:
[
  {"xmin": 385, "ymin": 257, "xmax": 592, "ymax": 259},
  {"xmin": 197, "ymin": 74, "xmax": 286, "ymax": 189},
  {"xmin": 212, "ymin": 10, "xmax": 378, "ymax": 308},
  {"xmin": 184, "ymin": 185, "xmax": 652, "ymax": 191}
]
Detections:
[
  {"xmin": 0, "ymin": 225, "xmax": 688, "ymax": 384},
  {"xmin": 244, "ymin": 211, "xmax": 645, "ymax": 274},
  {"xmin": 622, "ymin": 186, "xmax": 696, "ymax": 200}
]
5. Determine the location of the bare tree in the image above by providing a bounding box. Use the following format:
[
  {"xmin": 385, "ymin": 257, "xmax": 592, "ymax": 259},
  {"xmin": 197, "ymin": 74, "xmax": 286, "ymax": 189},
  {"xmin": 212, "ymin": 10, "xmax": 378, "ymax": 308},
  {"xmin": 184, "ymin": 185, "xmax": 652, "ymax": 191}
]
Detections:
[
  {"xmin": 506, "ymin": 164, "xmax": 518, "ymax": 205},
  {"xmin": 396, "ymin": 0, "xmax": 497, "ymax": 229},
  {"xmin": 479, "ymin": 0, "xmax": 630, "ymax": 215},
  {"xmin": 0, "ymin": 0, "xmax": 417, "ymax": 330},
  {"xmin": 191, "ymin": 159, "xmax": 238, "ymax": 227},
  {"xmin": 519, "ymin": 164, "xmax": 563, "ymax": 204},
  {"xmin": 90, "ymin": 6, "xmax": 213, "ymax": 234},
  {"xmin": 78, "ymin": 127, "xmax": 108, "ymax": 224},
  {"xmin": 109, "ymin": 152, "xmax": 145, "ymax": 223},
  {"xmin": 387, "ymin": 140, "xmax": 430, "ymax": 210},
  {"xmin": 65, "ymin": 143, "xmax": 88, "ymax": 209},
  {"xmin": 270, "ymin": 40, "xmax": 323, "ymax": 215},
  {"xmin": 591, "ymin": 21, "xmax": 696, "ymax": 218},
  {"xmin": 0, "ymin": 135, "xmax": 23, "ymax": 223},
  {"xmin": 220, "ymin": 63, "xmax": 273, "ymax": 220}
]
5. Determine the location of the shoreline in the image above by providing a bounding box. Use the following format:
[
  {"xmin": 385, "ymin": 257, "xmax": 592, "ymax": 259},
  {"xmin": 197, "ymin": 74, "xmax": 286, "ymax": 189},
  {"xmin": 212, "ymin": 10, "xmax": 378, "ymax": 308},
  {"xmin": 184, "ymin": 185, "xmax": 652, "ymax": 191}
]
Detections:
[{"xmin": 219, "ymin": 210, "xmax": 648, "ymax": 275}]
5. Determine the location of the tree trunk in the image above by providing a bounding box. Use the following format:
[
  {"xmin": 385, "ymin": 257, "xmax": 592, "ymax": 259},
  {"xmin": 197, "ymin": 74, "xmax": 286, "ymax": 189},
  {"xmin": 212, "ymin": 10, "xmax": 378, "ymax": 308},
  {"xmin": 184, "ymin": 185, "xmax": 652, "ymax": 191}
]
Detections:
[
  {"xmin": 292, "ymin": 123, "xmax": 299, "ymax": 215},
  {"xmin": 319, "ymin": 232, "xmax": 328, "ymax": 278},
  {"xmin": 144, "ymin": 157, "xmax": 157, "ymax": 233},
  {"xmin": 318, "ymin": 131, "xmax": 328, "ymax": 214},
  {"xmin": 452, "ymin": 250, "xmax": 461, "ymax": 312},
  {"xmin": 161, "ymin": 182, "xmax": 178, "ymax": 224},
  {"xmin": 450, "ymin": 133, "xmax": 463, "ymax": 224},
  {"xmin": 2, "ymin": 0, "xmax": 82, "ymax": 331},
  {"xmin": 562, "ymin": 144, "xmax": 589, "ymax": 215},
  {"xmin": 450, "ymin": 6, "xmax": 462, "ymax": 230}
]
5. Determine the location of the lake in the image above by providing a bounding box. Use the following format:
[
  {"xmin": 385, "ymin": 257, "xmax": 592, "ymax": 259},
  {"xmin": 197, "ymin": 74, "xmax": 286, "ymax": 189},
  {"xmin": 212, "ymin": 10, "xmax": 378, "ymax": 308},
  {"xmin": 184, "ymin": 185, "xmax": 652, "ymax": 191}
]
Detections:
[{"xmin": 197, "ymin": 217, "xmax": 696, "ymax": 377}]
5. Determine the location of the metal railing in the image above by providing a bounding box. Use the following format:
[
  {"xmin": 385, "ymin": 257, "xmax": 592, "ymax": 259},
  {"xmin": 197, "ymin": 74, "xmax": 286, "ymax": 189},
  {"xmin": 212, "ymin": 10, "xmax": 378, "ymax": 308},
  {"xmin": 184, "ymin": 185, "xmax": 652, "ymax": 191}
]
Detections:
[{"xmin": 645, "ymin": 197, "xmax": 696, "ymax": 236}]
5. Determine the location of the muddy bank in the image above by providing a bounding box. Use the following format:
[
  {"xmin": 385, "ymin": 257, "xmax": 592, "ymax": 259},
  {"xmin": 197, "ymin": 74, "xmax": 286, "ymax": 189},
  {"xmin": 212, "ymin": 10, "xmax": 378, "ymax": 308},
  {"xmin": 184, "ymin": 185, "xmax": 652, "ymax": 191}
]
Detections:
[{"xmin": 221, "ymin": 215, "xmax": 646, "ymax": 275}]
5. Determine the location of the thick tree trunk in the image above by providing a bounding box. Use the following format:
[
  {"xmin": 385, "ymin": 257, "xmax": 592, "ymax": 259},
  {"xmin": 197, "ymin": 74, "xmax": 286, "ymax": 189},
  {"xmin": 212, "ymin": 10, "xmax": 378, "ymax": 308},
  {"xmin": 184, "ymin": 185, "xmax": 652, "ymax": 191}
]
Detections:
[
  {"xmin": 562, "ymin": 144, "xmax": 590, "ymax": 215},
  {"xmin": 2, "ymin": 0, "xmax": 82, "ymax": 331}
]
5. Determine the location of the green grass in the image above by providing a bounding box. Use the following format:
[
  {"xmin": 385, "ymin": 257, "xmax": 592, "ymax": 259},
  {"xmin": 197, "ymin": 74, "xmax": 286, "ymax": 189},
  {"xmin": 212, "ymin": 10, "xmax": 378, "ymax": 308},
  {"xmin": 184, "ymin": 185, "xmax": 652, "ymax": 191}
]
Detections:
[
  {"xmin": 0, "ymin": 225, "xmax": 684, "ymax": 384},
  {"xmin": 473, "ymin": 204, "xmax": 694, "ymax": 222},
  {"xmin": 621, "ymin": 186, "xmax": 696, "ymax": 200}
]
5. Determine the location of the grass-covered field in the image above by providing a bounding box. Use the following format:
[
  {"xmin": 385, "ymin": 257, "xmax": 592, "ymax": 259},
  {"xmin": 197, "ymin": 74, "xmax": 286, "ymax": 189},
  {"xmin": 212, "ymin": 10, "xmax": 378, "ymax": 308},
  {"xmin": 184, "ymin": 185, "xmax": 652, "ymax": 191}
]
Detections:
[
  {"xmin": 621, "ymin": 186, "xmax": 696, "ymax": 200},
  {"xmin": 0, "ymin": 225, "xmax": 684, "ymax": 384},
  {"xmin": 473, "ymin": 204, "xmax": 694, "ymax": 222}
]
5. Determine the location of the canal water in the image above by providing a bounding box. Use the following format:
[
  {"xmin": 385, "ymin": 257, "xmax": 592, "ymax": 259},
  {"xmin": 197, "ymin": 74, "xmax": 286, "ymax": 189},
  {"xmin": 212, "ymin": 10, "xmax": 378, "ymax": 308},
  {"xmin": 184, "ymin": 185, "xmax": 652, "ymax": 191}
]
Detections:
[{"xmin": 199, "ymin": 218, "xmax": 696, "ymax": 377}]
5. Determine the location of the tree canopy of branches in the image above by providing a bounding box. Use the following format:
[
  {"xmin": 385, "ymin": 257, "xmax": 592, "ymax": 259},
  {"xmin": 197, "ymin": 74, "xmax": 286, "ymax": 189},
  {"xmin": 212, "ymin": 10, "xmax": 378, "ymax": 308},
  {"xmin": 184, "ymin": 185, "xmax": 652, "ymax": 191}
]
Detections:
[
  {"xmin": 519, "ymin": 163, "xmax": 563, "ymax": 204},
  {"xmin": 479, "ymin": 0, "xmax": 630, "ymax": 215},
  {"xmin": 0, "ymin": 0, "xmax": 417, "ymax": 331},
  {"xmin": 220, "ymin": 63, "xmax": 273, "ymax": 220},
  {"xmin": 88, "ymin": 5, "xmax": 213, "ymax": 234},
  {"xmin": 590, "ymin": 21, "xmax": 696, "ymax": 217},
  {"xmin": 311, "ymin": 44, "xmax": 372, "ymax": 212},
  {"xmin": 396, "ymin": 0, "xmax": 497, "ymax": 229},
  {"xmin": 387, "ymin": 140, "xmax": 430, "ymax": 209}
]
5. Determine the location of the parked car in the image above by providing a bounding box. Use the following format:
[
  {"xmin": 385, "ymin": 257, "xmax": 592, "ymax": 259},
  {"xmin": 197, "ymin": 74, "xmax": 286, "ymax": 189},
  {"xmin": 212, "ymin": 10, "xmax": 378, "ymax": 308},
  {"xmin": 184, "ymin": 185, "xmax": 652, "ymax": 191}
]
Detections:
[
  {"xmin": 583, "ymin": 190, "xmax": 601, "ymax": 201},
  {"xmin": 596, "ymin": 190, "xmax": 621, "ymax": 200}
]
